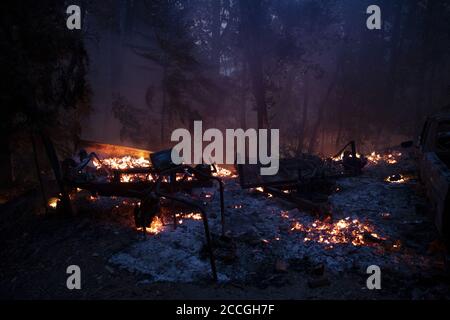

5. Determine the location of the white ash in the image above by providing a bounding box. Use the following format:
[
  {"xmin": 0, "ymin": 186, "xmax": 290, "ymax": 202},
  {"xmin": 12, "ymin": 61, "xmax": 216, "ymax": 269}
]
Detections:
[{"xmin": 109, "ymin": 152, "xmax": 438, "ymax": 283}]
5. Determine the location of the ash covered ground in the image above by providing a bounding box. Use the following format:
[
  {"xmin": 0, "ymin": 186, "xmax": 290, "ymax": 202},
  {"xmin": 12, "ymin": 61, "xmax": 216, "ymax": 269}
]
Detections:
[
  {"xmin": 1, "ymin": 150, "xmax": 450, "ymax": 299},
  {"xmin": 109, "ymin": 150, "xmax": 448, "ymax": 291}
]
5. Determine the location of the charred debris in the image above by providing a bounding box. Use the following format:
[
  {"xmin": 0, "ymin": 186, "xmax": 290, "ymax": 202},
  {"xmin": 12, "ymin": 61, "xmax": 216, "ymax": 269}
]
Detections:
[{"xmin": 38, "ymin": 135, "xmax": 377, "ymax": 280}]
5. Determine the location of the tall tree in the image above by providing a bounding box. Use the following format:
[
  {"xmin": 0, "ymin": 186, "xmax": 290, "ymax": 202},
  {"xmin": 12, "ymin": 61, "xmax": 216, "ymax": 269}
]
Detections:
[{"xmin": 239, "ymin": 0, "xmax": 269, "ymax": 129}]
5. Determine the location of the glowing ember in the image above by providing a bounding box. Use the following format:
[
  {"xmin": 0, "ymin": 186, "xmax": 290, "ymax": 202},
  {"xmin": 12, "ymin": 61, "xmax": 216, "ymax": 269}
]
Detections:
[
  {"xmin": 332, "ymin": 152, "xmax": 362, "ymax": 162},
  {"xmin": 367, "ymin": 152, "xmax": 382, "ymax": 163},
  {"xmin": 367, "ymin": 151, "xmax": 401, "ymax": 165},
  {"xmin": 177, "ymin": 212, "xmax": 203, "ymax": 224},
  {"xmin": 93, "ymin": 156, "xmax": 150, "ymax": 170},
  {"xmin": 380, "ymin": 212, "xmax": 391, "ymax": 219},
  {"xmin": 119, "ymin": 174, "xmax": 154, "ymax": 183},
  {"xmin": 137, "ymin": 211, "xmax": 203, "ymax": 234},
  {"xmin": 385, "ymin": 174, "xmax": 408, "ymax": 184},
  {"xmin": 93, "ymin": 157, "xmax": 235, "ymax": 181},
  {"xmin": 332, "ymin": 151, "xmax": 401, "ymax": 165},
  {"xmin": 48, "ymin": 197, "xmax": 60, "ymax": 209},
  {"xmin": 92, "ymin": 156, "xmax": 153, "ymax": 182},
  {"xmin": 290, "ymin": 217, "xmax": 384, "ymax": 246},
  {"xmin": 175, "ymin": 173, "xmax": 193, "ymax": 181},
  {"xmin": 391, "ymin": 240, "xmax": 402, "ymax": 250},
  {"xmin": 213, "ymin": 166, "xmax": 237, "ymax": 178},
  {"xmin": 176, "ymin": 212, "xmax": 203, "ymax": 220},
  {"xmin": 141, "ymin": 216, "xmax": 164, "ymax": 234},
  {"xmin": 281, "ymin": 211, "xmax": 290, "ymax": 219}
]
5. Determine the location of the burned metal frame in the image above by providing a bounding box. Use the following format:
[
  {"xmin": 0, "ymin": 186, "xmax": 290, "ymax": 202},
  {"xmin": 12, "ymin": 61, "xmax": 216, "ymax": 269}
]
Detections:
[
  {"xmin": 41, "ymin": 137, "xmax": 224, "ymax": 281},
  {"xmin": 332, "ymin": 140, "xmax": 368, "ymax": 175},
  {"xmin": 153, "ymin": 165, "xmax": 225, "ymax": 281},
  {"xmin": 237, "ymin": 141, "xmax": 366, "ymax": 214},
  {"xmin": 80, "ymin": 165, "xmax": 224, "ymax": 281}
]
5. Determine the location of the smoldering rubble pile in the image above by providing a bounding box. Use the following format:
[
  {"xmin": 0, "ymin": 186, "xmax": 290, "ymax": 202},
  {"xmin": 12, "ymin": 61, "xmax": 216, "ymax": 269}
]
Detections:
[{"xmin": 103, "ymin": 150, "xmax": 442, "ymax": 283}]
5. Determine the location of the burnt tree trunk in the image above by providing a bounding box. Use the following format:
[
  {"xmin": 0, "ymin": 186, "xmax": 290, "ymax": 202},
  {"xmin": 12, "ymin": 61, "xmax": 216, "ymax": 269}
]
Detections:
[
  {"xmin": 373, "ymin": 0, "xmax": 405, "ymax": 148},
  {"xmin": 307, "ymin": 78, "xmax": 336, "ymax": 154},
  {"xmin": 383, "ymin": 0, "xmax": 404, "ymax": 113},
  {"xmin": 334, "ymin": 92, "xmax": 346, "ymax": 149},
  {"xmin": 239, "ymin": 0, "xmax": 269, "ymax": 130},
  {"xmin": 414, "ymin": 0, "xmax": 436, "ymax": 127},
  {"xmin": 296, "ymin": 74, "xmax": 309, "ymax": 154}
]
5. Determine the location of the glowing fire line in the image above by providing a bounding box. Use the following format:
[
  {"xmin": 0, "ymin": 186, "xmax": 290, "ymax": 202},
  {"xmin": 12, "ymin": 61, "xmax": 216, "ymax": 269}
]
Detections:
[
  {"xmin": 137, "ymin": 212, "xmax": 203, "ymax": 234},
  {"xmin": 92, "ymin": 156, "xmax": 236, "ymax": 182},
  {"xmin": 332, "ymin": 151, "xmax": 402, "ymax": 165},
  {"xmin": 288, "ymin": 216, "xmax": 384, "ymax": 247}
]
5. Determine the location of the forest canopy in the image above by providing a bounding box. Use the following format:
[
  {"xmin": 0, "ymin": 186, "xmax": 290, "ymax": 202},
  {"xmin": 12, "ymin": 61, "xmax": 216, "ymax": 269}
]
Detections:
[
  {"xmin": 0, "ymin": 1, "xmax": 90, "ymax": 187},
  {"xmin": 86, "ymin": 0, "xmax": 450, "ymax": 156},
  {"xmin": 2, "ymin": 0, "xmax": 450, "ymax": 189}
]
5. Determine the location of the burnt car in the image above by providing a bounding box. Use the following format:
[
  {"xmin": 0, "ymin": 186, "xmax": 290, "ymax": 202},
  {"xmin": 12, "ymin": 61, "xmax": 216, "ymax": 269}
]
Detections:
[{"xmin": 417, "ymin": 112, "xmax": 450, "ymax": 243}]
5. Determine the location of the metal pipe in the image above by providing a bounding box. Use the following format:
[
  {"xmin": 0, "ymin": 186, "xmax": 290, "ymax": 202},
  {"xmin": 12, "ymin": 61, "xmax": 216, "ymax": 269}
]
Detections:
[{"xmin": 155, "ymin": 167, "xmax": 218, "ymax": 281}]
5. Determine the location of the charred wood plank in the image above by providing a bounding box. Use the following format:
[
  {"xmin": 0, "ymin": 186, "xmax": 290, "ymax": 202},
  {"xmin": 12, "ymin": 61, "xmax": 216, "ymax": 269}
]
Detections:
[
  {"xmin": 264, "ymin": 186, "xmax": 324, "ymax": 215},
  {"xmin": 68, "ymin": 180, "xmax": 214, "ymax": 199}
]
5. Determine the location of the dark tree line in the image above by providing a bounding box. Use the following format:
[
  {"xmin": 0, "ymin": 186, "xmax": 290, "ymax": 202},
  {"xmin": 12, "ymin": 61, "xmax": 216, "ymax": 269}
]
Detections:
[
  {"xmin": 105, "ymin": 0, "xmax": 450, "ymax": 155},
  {"xmin": 1, "ymin": 0, "xmax": 90, "ymax": 188},
  {"xmin": 3, "ymin": 0, "xmax": 450, "ymax": 191}
]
